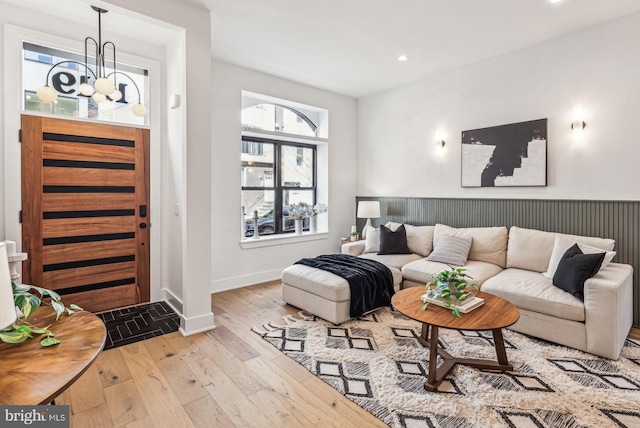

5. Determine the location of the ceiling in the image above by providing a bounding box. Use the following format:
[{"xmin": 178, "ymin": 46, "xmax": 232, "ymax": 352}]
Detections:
[
  {"xmin": 4, "ymin": 1, "xmax": 640, "ymax": 99},
  {"xmin": 199, "ymin": 0, "xmax": 640, "ymax": 98}
]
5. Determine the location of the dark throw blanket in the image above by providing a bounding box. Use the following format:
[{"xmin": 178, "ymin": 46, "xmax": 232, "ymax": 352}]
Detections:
[{"xmin": 294, "ymin": 254, "xmax": 394, "ymax": 318}]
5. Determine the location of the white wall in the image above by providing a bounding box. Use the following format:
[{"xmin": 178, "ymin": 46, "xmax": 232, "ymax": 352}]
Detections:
[
  {"xmin": 103, "ymin": 0, "xmax": 214, "ymax": 334},
  {"xmin": 1, "ymin": 0, "xmax": 215, "ymax": 335},
  {"xmin": 357, "ymin": 12, "xmax": 640, "ymax": 201},
  {"xmin": 211, "ymin": 60, "xmax": 357, "ymax": 292}
]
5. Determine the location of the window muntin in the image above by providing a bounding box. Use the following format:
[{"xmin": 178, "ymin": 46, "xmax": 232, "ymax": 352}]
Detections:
[{"xmin": 242, "ymin": 137, "xmax": 316, "ymax": 237}]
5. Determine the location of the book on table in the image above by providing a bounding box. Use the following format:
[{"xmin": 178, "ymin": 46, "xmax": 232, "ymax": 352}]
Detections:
[{"xmin": 421, "ymin": 293, "xmax": 485, "ymax": 313}]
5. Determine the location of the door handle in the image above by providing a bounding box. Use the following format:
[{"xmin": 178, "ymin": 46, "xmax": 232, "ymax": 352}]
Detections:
[{"xmin": 139, "ymin": 223, "xmax": 147, "ymax": 229}]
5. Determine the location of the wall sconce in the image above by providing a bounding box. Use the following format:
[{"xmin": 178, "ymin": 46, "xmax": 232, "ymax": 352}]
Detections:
[
  {"xmin": 571, "ymin": 105, "xmax": 586, "ymax": 140},
  {"xmin": 436, "ymin": 130, "xmax": 446, "ymax": 148}
]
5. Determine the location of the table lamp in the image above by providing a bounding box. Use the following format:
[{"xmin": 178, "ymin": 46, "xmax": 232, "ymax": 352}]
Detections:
[
  {"xmin": 357, "ymin": 201, "xmax": 381, "ymax": 239},
  {"xmin": 0, "ymin": 242, "xmax": 17, "ymax": 330}
]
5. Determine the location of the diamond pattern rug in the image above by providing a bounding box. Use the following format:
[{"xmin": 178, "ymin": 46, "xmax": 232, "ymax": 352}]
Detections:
[
  {"xmin": 253, "ymin": 307, "xmax": 640, "ymax": 428},
  {"xmin": 98, "ymin": 301, "xmax": 180, "ymax": 350}
]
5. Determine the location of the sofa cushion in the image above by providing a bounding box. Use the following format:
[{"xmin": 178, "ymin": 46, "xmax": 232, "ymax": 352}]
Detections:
[
  {"xmin": 481, "ymin": 268, "xmax": 585, "ymax": 322},
  {"xmin": 506, "ymin": 226, "xmax": 616, "ymax": 273},
  {"xmin": 426, "ymin": 234, "xmax": 472, "ymax": 266},
  {"xmin": 401, "ymin": 259, "xmax": 503, "ymax": 287},
  {"xmin": 553, "ymin": 244, "xmax": 605, "ymax": 300},
  {"xmin": 506, "ymin": 227, "xmax": 556, "ymax": 272},
  {"xmin": 543, "ymin": 235, "xmax": 616, "ymax": 280},
  {"xmin": 387, "ymin": 222, "xmax": 434, "ymax": 257},
  {"xmin": 378, "ymin": 224, "xmax": 411, "ymax": 255},
  {"xmin": 359, "ymin": 252, "xmax": 422, "ymax": 270},
  {"xmin": 433, "ymin": 224, "xmax": 508, "ymax": 268}
]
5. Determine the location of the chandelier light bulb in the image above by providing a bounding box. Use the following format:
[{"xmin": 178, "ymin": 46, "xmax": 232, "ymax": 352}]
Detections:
[
  {"xmin": 36, "ymin": 85, "xmax": 58, "ymax": 103},
  {"xmin": 132, "ymin": 103, "xmax": 148, "ymax": 117},
  {"xmin": 109, "ymin": 90, "xmax": 122, "ymax": 102},
  {"xmin": 92, "ymin": 92, "xmax": 107, "ymax": 103},
  {"xmin": 79, "ymin": 82, "xmax": 94, "ymax": 96},
  {"xmin": 94, "ymin": 77, "xmax": 115, "ymax": 95}
]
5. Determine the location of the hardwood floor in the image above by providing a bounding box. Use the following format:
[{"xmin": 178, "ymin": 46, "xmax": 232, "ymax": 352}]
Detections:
[
  {"xmin": 59, "ymin": 281, "xmax": 387, "ymax": 427},
  {"xmin": 60, "ymin": 282, "xmax": 640, "ymax": 427}
]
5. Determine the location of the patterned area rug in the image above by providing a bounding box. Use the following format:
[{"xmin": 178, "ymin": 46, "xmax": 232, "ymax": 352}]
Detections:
[
  {"xmin": 253, "ymin": 307, "xmax": 640, "ymax": 428},
  {"xmin": 98, "ymin": 301, "xmax": 180, "ymax": 350}
]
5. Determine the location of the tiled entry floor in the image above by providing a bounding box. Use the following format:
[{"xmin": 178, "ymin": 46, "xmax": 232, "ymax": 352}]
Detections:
[{"xmin": 97, "ymin": 301, "xmax": 180, "ymax": 350}]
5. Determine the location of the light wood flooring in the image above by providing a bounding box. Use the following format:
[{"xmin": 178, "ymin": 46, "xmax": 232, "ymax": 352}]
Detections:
[
  {"xmin": 58, "ymin": 281, "xmax": 387, "ymax": 427},
  {"xmin": 59, "ymin": 282, "xmax": 640, "ymax": 427}
]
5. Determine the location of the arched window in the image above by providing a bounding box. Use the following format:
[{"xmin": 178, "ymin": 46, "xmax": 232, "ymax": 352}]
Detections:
[
  {"xmin": 240, "ymin": 95, "xmax": 327, "ymax": 241},
  {"xmin": 242, "ymin": 103, "xmax": 317, "ymax": 137}
]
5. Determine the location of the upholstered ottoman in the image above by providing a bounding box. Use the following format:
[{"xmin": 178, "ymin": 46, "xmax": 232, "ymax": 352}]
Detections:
[{"xmin": 281, "ymin": 264, "xmax": 403, "ymax": 324}]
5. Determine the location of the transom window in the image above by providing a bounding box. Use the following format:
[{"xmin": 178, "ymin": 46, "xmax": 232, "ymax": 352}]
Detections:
[
  {"xmin": 242, "ymin": 103, "xmax": 317, "ymax": 137},
  {"xmin": 21, "ymin": 42, "xmax": 149, "ymax": 126}
]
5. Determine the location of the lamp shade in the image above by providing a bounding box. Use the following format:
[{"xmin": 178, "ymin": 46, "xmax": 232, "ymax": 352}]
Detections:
[
  {"xmin": 357, "ymin": 201, "xmax": 381, "ymax": 219},
  {"xmin": 0, "ymin": 242, "xmax": 17, "ymax": 330}
]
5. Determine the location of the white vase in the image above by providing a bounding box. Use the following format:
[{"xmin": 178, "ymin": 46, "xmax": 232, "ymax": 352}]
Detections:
[
  {"xmin": 309, "ymin": 216, "xmax": 317, "ymax": 233},
  {"xmin": 295, "ymin": 219, "xmax": 303, "ymax": 235}
]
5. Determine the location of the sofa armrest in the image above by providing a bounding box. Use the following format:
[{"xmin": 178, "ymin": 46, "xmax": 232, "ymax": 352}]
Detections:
[
  {"xmin": 342, "ymin": 241, "xmax": 365, "ymax": 256},
  {"xmin": 583, "ymin": 262, "xmax": 633, "ymax": 359}
]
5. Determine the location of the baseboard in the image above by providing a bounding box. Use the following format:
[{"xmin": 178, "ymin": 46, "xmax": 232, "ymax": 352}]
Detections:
[
  {"xmin": 179, "ymin": 311, "xmax": 215, "ymax": 336},
  {"xmin": 211, "ymin": 268, "xmax": 283, "ymax": 293},
  {"xmin": 163, "ymin": 288, "xmax": 183, "ymax": 314}
]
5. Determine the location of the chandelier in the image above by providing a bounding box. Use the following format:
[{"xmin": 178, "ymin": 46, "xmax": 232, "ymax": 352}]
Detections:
[{"xmin": 36, "ymin": 5, "xmax": 148, "ymax": 117}]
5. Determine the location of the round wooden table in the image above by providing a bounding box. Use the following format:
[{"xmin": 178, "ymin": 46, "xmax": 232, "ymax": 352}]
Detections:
[
  {"xmin": 392, "ymin": 287, "xmax": 520, "ymax": 392},
  {"xmin": 0, "ymin": 307, "xmax": 106, "ymax": 405}
]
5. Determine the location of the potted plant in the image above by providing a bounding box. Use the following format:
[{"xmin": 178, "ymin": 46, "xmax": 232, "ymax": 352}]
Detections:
[
  {"xmin": 0, "ymin": 282, "xmax": 82, "ymax": 346},
  {"xmin": 290, "ymin": 203, "xmax": 312, "ymax": 234},
  {"xmin": 309, "ymin": 203, "xmax": 328, "ymax": 233},
  {"xmin": 421, "ymin": 265, "xmax": 478, "ymax": 317}
]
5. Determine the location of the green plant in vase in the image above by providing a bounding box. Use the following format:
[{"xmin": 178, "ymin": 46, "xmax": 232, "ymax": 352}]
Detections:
[
  {"xmin": 422, "ymin": 265, "xmax": 478, "ymax": 317},
  {"xmin": 0, "ymin": 282, "xmax": 83, "ymax": 347}
]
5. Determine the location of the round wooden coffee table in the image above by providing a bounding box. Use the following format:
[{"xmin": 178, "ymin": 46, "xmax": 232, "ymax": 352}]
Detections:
[{"xmin": 392, "ymin": 287, "xmax": 520, "ymax": 392}]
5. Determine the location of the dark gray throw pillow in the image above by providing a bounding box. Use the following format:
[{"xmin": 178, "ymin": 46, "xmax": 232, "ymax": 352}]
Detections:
[
  {"xmin": 552, "ymin": 243, "xmax": 605, "ymax": 300},
  {"xmin": 378, "ymin": 224, "xmax": 412, "ymax": 255}
]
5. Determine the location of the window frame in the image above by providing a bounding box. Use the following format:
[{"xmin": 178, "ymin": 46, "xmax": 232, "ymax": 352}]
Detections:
[{"xmin": 241, "ymin": 135, "xmax": 317, "ymax": 236}]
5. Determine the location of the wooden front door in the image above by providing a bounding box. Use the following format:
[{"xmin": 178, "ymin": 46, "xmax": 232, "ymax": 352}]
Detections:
[{"xmin": 21, "ymin": 115, "xmax": 150, "ymax": 313}]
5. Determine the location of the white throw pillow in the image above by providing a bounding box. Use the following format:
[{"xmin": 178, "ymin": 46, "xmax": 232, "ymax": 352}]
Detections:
[
  {"xmin": 426, "ymin": 234, "xmax": 472, "ymax": 266},
  {"xmin": 386, "ymin": 222, "xmax": 434, "ymax": 257},
  {"xmin": 543, "ymin": 235, "xmax": 616, "ymax": 280},
  {"xmin": 363, "ymin": 226, "xmax": 380, "ymax": 254}
]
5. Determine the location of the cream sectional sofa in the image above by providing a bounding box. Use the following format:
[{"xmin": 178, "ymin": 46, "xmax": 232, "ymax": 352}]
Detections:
[{"xmin": 342, "ymin": 223, "xmax": 633, "ymax": 360}]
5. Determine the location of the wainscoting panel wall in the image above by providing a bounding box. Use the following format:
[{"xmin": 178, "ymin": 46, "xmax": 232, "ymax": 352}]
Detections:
[{"xmin": 356, "ymin": 196, "xmax": 640, "ymax": 327}]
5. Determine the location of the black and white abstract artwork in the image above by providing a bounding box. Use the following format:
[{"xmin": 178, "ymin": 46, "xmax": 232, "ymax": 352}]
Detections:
[{"xmin": 461, "ymin": 119, "xmax": 547, "ymax": 187}]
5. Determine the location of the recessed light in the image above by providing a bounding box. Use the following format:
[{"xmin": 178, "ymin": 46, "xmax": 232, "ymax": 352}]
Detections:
[
  {"xmin": 398, "ymin": 55, "xmax": 408, "ymax": 62},
  {"xmin": 549, "ymin": 0, "xmax": 562, "ymax": 3}
]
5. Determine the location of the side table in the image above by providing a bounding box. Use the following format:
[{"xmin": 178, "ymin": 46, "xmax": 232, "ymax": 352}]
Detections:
[{"xmin": 0, "ymin": 307, "xmax": 106, "ymax": 405}]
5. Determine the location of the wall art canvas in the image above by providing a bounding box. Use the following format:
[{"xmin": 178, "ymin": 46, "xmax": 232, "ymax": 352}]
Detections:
[{"xmin": 461, "ymin": 119, "xmax": 547, "ymax": 187}]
